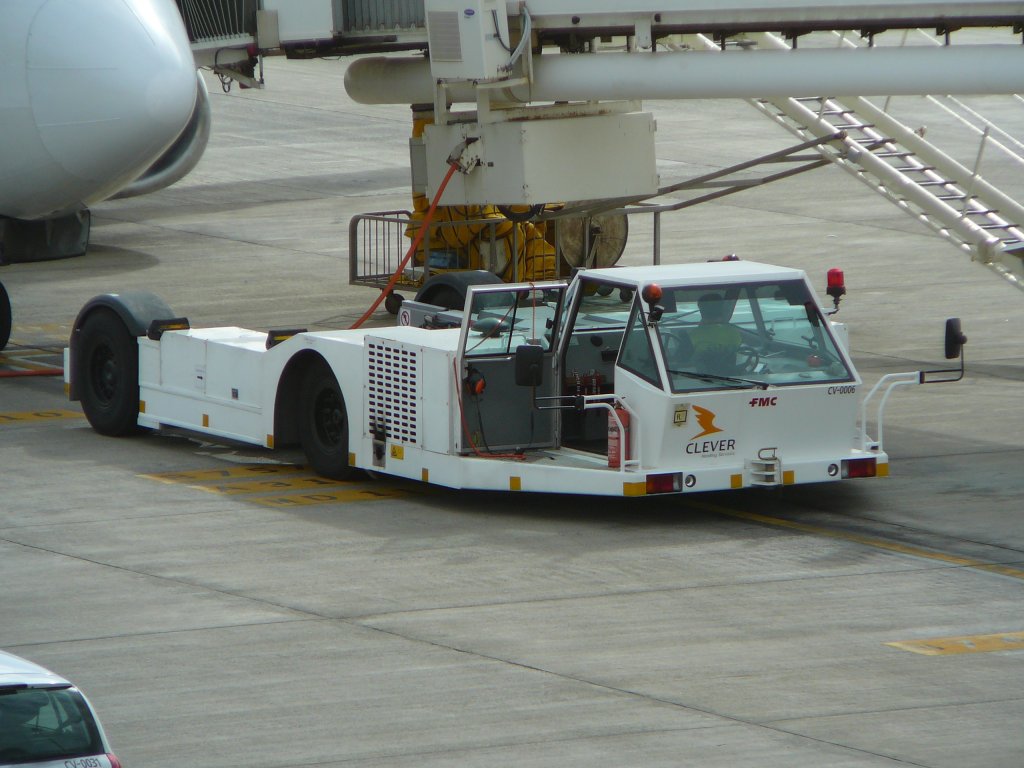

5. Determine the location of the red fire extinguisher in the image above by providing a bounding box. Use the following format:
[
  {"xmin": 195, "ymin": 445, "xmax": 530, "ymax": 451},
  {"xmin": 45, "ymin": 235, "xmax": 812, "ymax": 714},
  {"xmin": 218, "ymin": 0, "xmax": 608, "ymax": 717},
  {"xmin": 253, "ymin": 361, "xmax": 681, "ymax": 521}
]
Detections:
[{"xmin": 608, "ymin": 403, "xmax": 631, "ymax": 468}]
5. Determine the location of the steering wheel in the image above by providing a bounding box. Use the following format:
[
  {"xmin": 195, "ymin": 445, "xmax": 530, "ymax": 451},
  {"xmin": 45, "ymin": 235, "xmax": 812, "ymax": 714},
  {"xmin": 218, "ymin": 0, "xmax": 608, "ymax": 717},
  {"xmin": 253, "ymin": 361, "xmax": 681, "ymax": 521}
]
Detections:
[{"xmin": 736, "ymin": 344, "xmax": 760, "ymax": 373}]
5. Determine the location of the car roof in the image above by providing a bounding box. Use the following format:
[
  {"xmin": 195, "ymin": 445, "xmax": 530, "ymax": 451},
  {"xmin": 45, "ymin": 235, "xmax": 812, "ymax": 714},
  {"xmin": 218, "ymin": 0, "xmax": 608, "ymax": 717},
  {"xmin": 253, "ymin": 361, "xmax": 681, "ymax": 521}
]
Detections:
[
  {"xmin": 581, "ymin": 260, "xmax": 807, "ymax": 288},
  {"xmin": 0, "ymin": 650, "xmax": 69, "ymax": 687}
]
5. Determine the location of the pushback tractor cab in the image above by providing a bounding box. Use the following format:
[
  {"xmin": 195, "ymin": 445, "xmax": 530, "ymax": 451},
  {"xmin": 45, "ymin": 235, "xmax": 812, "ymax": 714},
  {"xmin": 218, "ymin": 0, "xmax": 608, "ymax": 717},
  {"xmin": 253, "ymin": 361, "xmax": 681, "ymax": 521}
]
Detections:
[{"xmin": 66, "ymin": 259, "xmax": 964, "ymax": 497}]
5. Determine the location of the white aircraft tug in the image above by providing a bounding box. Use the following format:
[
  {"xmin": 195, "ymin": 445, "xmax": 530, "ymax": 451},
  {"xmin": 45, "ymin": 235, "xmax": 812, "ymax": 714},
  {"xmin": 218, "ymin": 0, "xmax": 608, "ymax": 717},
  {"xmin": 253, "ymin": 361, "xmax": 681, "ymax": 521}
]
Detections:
[{"xmin": 65, "ymin": 259, "xmax": 965, "ymax": 497}]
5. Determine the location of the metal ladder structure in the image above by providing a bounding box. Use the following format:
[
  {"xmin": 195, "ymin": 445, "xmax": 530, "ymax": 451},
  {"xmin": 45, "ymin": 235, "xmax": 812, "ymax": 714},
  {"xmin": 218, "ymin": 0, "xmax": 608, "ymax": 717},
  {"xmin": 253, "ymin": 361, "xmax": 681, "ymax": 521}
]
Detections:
[{"xmin": 689, "ymin": 32, "xmax": 1024, "ymax": 289}]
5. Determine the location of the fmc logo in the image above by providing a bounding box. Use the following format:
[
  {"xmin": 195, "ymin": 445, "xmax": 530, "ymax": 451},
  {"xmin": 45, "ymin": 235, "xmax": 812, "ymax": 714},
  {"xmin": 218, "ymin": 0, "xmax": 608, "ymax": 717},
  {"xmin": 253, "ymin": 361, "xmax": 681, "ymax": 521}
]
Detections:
[{"xmin": 748, "ymin": 396, "xmax": 778, "ymax": 407}]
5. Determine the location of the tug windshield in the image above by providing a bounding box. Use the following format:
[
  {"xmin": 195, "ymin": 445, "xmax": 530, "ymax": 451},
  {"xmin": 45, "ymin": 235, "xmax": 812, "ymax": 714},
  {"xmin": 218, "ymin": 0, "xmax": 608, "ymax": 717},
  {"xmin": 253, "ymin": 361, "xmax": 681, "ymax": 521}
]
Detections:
[
  {"xmin": 462, "ymin": 283, "xmax": 565, "ymax": 357},
  {"xmin": 654, "ymin": 280, "xmax": 854, "ymax": 393}
]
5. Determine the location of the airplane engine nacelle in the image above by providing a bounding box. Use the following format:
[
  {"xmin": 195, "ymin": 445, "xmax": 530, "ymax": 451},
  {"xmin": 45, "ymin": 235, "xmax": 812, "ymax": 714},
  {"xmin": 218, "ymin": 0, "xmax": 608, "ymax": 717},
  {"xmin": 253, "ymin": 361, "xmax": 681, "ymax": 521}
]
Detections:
[
  {"xmin": 114, "ymin": 73, "xmax": 212, "ymax": 200},
  {"xmin": 0, "ymin": 0, "xmax": 200, "ymax": 222}
]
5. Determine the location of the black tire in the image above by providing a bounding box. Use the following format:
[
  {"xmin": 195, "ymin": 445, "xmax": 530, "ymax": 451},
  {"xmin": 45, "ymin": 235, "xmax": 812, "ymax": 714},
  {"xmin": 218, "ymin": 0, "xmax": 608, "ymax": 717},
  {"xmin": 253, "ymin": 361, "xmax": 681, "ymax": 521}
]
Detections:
[
  {"xmin": 298, "ymin": 360, "xmax": 356, "ymax": 480},
  {"xmin": 429, "ymin": 287, "xmax": 463, "ymax": 310},
  {"xmin": 0, "ymin": 282, "xmax": 10, "ymax": 351},
  {"xmin": 384, "ymin": 291, "xmax": 404, "ymax": 315},
  {"xmin": 76, "ymin": 309, "xmax": 141, "ymax": 436}
]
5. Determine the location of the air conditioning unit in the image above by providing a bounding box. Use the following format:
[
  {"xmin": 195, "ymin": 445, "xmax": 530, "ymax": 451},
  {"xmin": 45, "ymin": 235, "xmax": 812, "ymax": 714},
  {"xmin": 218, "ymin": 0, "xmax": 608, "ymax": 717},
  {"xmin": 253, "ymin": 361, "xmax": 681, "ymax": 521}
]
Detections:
[{"xmin": 426, "ymin": 0, "xmax": 511, "ymax": 81}]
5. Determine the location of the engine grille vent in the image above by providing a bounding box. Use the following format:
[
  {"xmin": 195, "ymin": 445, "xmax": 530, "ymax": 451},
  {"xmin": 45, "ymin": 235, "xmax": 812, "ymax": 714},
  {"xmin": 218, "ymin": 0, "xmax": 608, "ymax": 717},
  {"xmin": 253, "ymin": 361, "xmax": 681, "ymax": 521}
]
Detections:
[
  {"xmin": 427, "ymin": 11, "xmax": 462, "ymax": 62},
  {"xmin": 366, "ymin": 341, "xmax": 419, "ymax": 444}
]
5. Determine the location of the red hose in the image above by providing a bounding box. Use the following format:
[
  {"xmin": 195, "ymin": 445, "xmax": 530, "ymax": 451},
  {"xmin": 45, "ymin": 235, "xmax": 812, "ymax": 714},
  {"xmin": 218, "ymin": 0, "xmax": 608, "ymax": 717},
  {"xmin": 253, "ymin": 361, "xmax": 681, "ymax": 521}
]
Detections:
[{"xmin": 349, "ymin": 162, "xmax": 460, "ymax": 329}]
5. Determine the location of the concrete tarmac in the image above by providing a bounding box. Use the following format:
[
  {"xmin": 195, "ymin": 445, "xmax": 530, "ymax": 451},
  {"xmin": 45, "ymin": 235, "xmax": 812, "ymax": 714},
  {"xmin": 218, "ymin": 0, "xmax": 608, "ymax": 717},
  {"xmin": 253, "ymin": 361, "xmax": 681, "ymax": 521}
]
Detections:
[{"xmin": 1, "ymin": 55, "xmax": 1023, "ymax": 767}]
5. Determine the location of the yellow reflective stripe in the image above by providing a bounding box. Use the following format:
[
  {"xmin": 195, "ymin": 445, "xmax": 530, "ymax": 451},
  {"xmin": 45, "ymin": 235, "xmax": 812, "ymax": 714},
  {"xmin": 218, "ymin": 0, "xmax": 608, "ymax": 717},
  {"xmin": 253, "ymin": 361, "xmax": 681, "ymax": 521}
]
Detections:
[{"xmin": 623, "ymin": 481, "xmax": 646, "ymax": 497}]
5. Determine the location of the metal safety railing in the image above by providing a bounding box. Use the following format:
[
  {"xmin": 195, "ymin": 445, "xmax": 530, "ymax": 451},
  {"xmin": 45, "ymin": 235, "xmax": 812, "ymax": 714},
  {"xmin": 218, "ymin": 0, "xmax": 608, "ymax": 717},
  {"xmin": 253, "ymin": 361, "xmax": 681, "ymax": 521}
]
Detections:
[
  {"xmin": 175, "ymin": 0, "xmax": 255, "ymax": 42},
  {"xmin": 348, "ymin": 211, "xmax": 538, "ymax": 293}
]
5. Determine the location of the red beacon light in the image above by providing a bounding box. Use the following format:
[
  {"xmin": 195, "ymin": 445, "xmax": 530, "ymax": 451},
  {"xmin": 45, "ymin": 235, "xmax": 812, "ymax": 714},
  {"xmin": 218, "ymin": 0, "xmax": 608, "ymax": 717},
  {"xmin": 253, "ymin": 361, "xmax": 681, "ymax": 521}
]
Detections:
[
  {"xmin": 641, "ymin": 283, "xmax": 664, "ymax": 322},
  {"xmin": 641, "ymin": 283, "xmax": 662, "ymax": 304},
  {"xmin": 826, "ymin": 268, "xmax": 846, "ymax": 312}
]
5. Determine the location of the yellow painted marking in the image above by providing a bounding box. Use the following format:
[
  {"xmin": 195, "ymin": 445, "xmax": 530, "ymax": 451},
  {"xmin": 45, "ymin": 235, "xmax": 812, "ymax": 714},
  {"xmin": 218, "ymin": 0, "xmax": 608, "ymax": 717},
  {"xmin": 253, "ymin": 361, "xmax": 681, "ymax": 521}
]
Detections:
[
  {"xmin": 140, "ymin": 464, "xmax": 307, "ymax": 484},
  {"xmin": 886, "ymin": 631, "xmax": 1024, "ymax": 656},
  {"xmin": 250, "ymin": 487, "xmax": 412, "ymax": 508},
  {"xmin": 5, "ymin": 323, "xmax": 68, "ymax": 335},
  {"xmin": 422, "ymin": 468, "xmax": 430, "ymax": 483},
  {"xmin": 783, "ymin": 470, "xmax": 795, "ymax": 485},
  {"xmin": 139, "ymin": 400, "xmax": 147, "ymax": 413},
  {"xmin": 509, "ymin": 476, "xmax": 522, "ymax": 491},
  {"xmin": 0, "ymin": 409, "xmax": 82, "ymax": 424},
  {"xmin": 266, "ymin": 434, "xmax": 274, "ymax": 449},
  {"xmin": 390, "ymin": 444, "xmax": 404, "ymax": 460},
  {"xmin": 877, "ymin": 462, "xmax": 890, "ymax": 477},
  {"xmin": 0, "ymin": 355, "xmax": 62, "ymax": 372},
  {"xmin": 202, "ymin": 414, "xmax": 210, "ymax": 428},
  {"xmin": 694, "ymin": 501, "xmax": 1024, "ymax": 581},
  {"xmin": 191, "ymin": 476, "xmax": 348, "ymax": 495},
  {"xmin": 348, "ymin": 452, "xmax": 357, "ymax": 467},
  {"xmin": 623, "ymin": 481, "xmax": 646, "ymax": 497},
  {"xmin": 730, "ymin": 474, "xmax": 743, "ymax": 489}
]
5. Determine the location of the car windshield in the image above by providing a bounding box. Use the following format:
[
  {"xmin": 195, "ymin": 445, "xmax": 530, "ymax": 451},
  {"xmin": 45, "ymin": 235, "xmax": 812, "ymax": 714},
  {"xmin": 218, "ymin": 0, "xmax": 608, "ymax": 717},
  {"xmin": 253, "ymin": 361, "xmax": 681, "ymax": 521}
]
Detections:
[
  {"xmin": 654, "ymin": 279, "xmax": 854, "ymax": 392},
  {"xmin": 0, "ymin": 686, "xmax": 105, "ymax": 764}
]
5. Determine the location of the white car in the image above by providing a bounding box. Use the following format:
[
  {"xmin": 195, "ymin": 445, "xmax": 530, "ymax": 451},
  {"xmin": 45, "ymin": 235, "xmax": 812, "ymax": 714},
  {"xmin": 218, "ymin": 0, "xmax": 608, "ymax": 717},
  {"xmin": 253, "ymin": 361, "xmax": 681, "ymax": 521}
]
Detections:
[{"xmin": 0, "ymin": 650, "xmax": 121, "ymax": 767}]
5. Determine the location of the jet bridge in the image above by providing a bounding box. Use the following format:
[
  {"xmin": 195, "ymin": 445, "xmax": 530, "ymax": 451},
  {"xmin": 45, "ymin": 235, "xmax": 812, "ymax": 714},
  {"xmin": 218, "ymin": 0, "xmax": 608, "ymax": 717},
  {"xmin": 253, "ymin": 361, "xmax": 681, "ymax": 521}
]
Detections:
[
  {"xmin": 179, "ymin": 1, "xmax": 1024, "ymax": 80},
  {"xmin": 342, "ymin": 0, "xmax": 1024, "ymax": 289},
  {"xmin": 175, "ymin": 0, "xmax": 1024, "ymax": 287}
]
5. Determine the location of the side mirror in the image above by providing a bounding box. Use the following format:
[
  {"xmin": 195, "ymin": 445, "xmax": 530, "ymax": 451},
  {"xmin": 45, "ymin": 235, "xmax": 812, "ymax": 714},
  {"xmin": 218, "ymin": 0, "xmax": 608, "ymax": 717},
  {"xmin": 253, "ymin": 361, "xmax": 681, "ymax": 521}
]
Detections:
[
  {"xmin": 515, "ymin": 344, "xmax": 544, "ymax": 386},
  {"xmin": 944, "ymin": 317, "xmax": 967, "ymax": 360}
]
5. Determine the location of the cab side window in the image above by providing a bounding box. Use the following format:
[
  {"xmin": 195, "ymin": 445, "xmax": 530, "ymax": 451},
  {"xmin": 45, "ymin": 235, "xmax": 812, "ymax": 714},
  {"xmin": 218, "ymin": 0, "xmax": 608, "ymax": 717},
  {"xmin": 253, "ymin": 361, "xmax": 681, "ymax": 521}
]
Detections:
[{"xmin": 618, "ymin": 305, "xmax": 661, "ymax": 387}]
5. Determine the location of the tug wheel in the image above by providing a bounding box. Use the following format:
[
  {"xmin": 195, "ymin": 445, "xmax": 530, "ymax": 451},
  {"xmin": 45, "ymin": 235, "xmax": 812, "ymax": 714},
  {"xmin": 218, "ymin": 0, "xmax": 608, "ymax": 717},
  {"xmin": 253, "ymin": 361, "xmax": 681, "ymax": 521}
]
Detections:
[
  {"xmin": 76, "ymin": 309, "xmax": 142, "ymax": 436},
  {"xmin": 299, "ymin": 359, "xmax": 357, "ymax": 480}
]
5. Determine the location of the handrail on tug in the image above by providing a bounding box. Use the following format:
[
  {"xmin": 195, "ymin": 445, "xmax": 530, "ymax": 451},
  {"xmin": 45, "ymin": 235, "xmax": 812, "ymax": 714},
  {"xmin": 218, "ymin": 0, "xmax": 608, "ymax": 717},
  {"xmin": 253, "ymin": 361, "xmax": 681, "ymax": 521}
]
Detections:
[
  {"xmin": 859, "ymin": 318, "xmax": 967, "ymax": 452},
  {"xmin": 858, "ymin": 372, "xmax": 922, "ymax": 453},
  {"xmin": 532, "ymin": 391, "xmax": 641, "ymax": 472}
]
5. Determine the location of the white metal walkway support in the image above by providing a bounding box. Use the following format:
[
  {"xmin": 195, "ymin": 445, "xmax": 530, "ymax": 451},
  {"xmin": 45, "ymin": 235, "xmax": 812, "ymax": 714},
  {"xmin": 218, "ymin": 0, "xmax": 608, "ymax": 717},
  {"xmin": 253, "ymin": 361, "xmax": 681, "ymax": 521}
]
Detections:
[{"xmin": 688, "ymin": 31, "xmax": 1024, "ymax": 289}]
